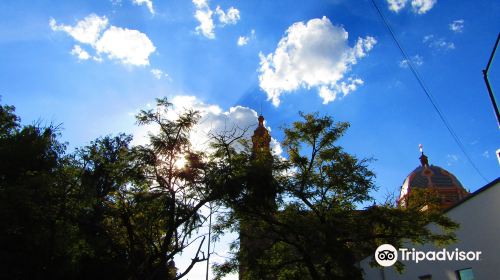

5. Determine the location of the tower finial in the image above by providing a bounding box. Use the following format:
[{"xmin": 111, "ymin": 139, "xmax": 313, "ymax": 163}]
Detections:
[
  {"xmin": 419, "ymin": 144, "xmax": 429, "ymax": 167},
  {"xmin": 258, "ymin": 115, "xmax": 265, "ymax": 127}
]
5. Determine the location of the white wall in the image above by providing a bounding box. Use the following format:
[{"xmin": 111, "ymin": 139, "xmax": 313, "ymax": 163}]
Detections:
[{"xmin": 360, "ymin": 179, "xmax": 500, "ymax": 280}]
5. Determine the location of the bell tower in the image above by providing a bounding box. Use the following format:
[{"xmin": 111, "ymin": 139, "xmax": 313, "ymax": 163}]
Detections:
[
  {"xmin": 239, "ymin": 114, "xmax": 276, "ymax": 280},
  {"xmin": 251, "ymin": 115, "xmax": 272, "ymax": 160}
]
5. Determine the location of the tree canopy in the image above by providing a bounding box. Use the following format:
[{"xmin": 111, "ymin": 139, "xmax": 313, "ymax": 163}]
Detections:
[
  {"xmin": 0, "ymin": 100, "xmax": 457, "ymax": 280},
  {"xmin": 211, "ymin": 112, "xmax": 457, "ymax": 280}
]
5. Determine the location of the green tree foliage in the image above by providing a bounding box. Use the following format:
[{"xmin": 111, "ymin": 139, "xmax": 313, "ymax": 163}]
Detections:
[
  {"xmin": 0, "ymin": 102, "xmax": 76, "ymax": 278},
  {"xmin": 0, "ymin": 99, "xmax": 215, "ymax": 279},
  {"xmin": 211, "ymin": 112, "xmax": 458, "ymax": 280},
  {"xmin": 73, "ymin": 133, "xmax": 148, "ymax": 278},
  {"xmin": 133, "ymin": 97, "xmax": 215, "ymax": 279},
  {"xmin": 0, "ymin": 100, "xmax": 457, "ymax": 280}
]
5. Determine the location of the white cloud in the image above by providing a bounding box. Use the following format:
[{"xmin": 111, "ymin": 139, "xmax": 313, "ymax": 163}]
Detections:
[
  {"xmin": 193, "ymin": 0, "xmax": 215, "ymax": 39},
  {"xmin": 482, "ymin": 150, "xmax": 490, "ymax": 158},
  {"xmin": 70, "ymin": 45, "xmax": 91, "ymax": 60},
  {"xmin": 95, "ymin": 26, "xmax": 156, "ymax": 66},
  {"xmin": 133, "ymin": 0, "xmax": 155, "ymax": 15},
  {"xmin": 423, "ymin": 35, "xmax": 455, "ymax": 50},
  {"xmin": 150, "ymin": 68, "xmax": 169, "ymax": 79},
  {"xmin": 387, "ymin": 0, "xmax": 408, "ymax": 13},
  {"xmin": 449, "ymin": 19, "xmax": 464, "ymax": 33},
  {"xmin": 258, "ymin": 16, "xmax": 376, "ymax": 106},
  {"xmin": 237, "ymin": 36, "xmax": 249, "ymax": 46},
  {"xmin": 215, "ymin": 6, "xmax": 240, "ymax": 25},
  {"xmin": 131, "ymin": 96, "xmax": 282, "ymax": 157},
  {"xmin": 386, "ymin": 0, "xmax": 436, "ymax": 14},
  {"xmin": 411, "ymin": 0, "xmax": 436, "ymax": 14},
  {"xmin": 237, "ymin": 29, "xmax": 255, "ymax": 46},
  {"xmin": 50, "ymin": 14, "xmax": 108, "ymax": 45},
  {"xmin": 399, "ymin": 54, "xmax": 423, "ymax": 68},
  {"xmin": 51, "ymin": 14, "xmax": 156, "ymax": 66},
  {"xmin": 192, "ymin": 0, "xmax": 240, "ymax": 39},
  {"xmin": 318, "ymin": 78, "xmax": 364, "ymax": 104}
]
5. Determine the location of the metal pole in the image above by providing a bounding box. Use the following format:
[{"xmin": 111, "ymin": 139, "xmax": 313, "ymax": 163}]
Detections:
[
  {"xmin": 483, "ymin": 33, "xmax": 500, "ymax": 127},
  {"xmin": 205, "ymin": 203, "xmax": 212, "ymax": 280}
]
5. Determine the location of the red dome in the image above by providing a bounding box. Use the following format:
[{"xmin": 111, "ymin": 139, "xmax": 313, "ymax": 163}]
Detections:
[{"xmin": 399, "ymin": 154, "xmax": 469, "ymax": 209}]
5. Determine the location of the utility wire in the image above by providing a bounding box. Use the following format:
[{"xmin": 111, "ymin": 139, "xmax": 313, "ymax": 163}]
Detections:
[{"xmin": 370, "ymin": 0, "xmax": 489, "ymax": 183}]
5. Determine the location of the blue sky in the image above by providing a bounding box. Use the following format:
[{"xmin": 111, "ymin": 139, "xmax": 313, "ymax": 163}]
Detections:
[
  {"xmin": 1, "ymin": 0, "xmax": 499, "ymax": 278},
  {"xmin": 1, "ymin": 0, "xmax": 499, "ymax": 211}
]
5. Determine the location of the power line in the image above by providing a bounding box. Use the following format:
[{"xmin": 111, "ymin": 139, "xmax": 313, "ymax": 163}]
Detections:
[{"xmin": 370, "ymin": 0, "xmax": 489, "ymax": 183}]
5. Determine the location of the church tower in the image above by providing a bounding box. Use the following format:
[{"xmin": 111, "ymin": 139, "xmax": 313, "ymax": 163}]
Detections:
[
  {"xmin": 251, "ymin": 115, "xmax": 272, "ymax": 159},
  {"xmin": 248, "ymin": 114, "xmax": 275, "ymax": 206},
  {"xmin": 239, "ymin": 114, "xmax": 276, "ymax": 280}
]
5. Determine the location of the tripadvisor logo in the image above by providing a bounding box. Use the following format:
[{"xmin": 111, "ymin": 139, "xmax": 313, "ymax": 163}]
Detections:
[
  {"xmin": 374, "ymin": 244, "xmax": 482, "ymax": 267},
  {"xmin": 375, "ymin": 244, "xmax": 398, "ymax": 267}
]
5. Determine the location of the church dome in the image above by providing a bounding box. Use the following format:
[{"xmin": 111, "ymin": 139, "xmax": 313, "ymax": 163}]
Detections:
[
  {"xmin": 403, "ymin": 165, "xmax": 465, "ymax": 191},
  {"xmin": 399, "ymin": 148, "xmax": 469, "ymax": 209}
]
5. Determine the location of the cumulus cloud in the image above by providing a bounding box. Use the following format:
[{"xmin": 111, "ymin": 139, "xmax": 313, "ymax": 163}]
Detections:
[
  {"xmin": 237, "ymin": 29, "xmax": 255, "ymax": 46},
  {"xmin": 193, "ymin": 0, "xmax": 215, "ymax": 39},
  {"xmin": 70, "ymin": 45, "xmax": 91, "ymax": 60},
  {"xmin": 192, "ymin": 0, "xmax": 240, "ymax": 39},
  {"xmin": 95, "ymin": 26, "xmax": 156, "ymax": 66},
  {"xmin": 50, "ymin": 14, "xmax": 108, "ymax": 45},
  {"xmin": 387, "ymin": 0, "xmax": 408, "ymax": 13},
  {"xmin": 237, "ymin": 36, "xmax": 249, "ymax": 46},
  {"xmin": 132, "ymin": 96, "xmax": 282, "ymax": 156},
  {"xmin": 318, "ymin": 78, "xmax": 364, "ymax": 104},
  {"xmin": 423, "ymin": 34, "xmax": 455, "ymax": 50},
  {"xmin": 399, "ymin": 54, "xmax": 423, "ymax": 68},
  {"xmin": 386, "ymin": 0, "xmax": 436, "ymax": 14},
  {"xmin": 449, "ymin": 19, "xmax": 464, "ymax": 33},
  {"xmin": 258, "ymin": 16, "xmax": 376, "ymax": 106},
  {"xmin": 215, "ymin": 6, "xmax": 240, "ymax": 25},
  {"xmin": 133, "ymin": 0, "xmax": 155, "ymax": 15},
  {"xmin": 411, "ymin": 0, "xmax": 436, "ymax": 14},
  {"xmin": 50, "ymin": 14, "xmax": 156, "ymax": 66}
]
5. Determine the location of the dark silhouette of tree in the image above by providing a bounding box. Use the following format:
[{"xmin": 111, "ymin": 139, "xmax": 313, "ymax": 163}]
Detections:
[
  {"xmin": 133, "ymin": 97, "xmax": 214, "ymax": 279},
  {"xmin": 0, "ymin": 98, "xmax": 216, "ymax": 279},
  {"xmin": 0, "ymin": 99, "xmax": 457, "ymax": 280},
  {"xmin": 211, "ymin": 112, "xmax": 457, "ymax": 280},
  {"xmin": 0, "ymin": 102, "xmax": 77, "ymax": 278}
]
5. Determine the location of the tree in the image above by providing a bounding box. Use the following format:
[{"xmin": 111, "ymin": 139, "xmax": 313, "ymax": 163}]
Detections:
[
  {"xmin": 75, "ymin": 98, "xmax": 219, "ymax": 279},
  {"xmin": 133, "ymin": 97, "xmax": 216, "ymax": 279},
  {"xmin": 0, "ymin": 98, "xmax": 217, "ymax": 280},
  {"xmin": 211, "ymin": 112, "xmax": 457, "ymax": 280},
  {"xmin": 0, "ymin": 102, "xmax": 80, "ymax": 279},
  {"xmin": 0, "ymin": 98, "xmax": 457, "ymax": 280},
  {"xmin": 72, "ymin": 134, "xmax": 148, "ymax": 279}
]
